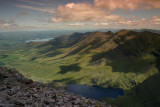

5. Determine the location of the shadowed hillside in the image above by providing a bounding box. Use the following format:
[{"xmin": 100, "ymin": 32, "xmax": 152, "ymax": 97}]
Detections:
[
  {"xmin": 1, "ymin": 30, "xmax": 160, "ymax": 90},
  {"xmin": 90, "ymin": 30, "xmax": 160, "ymax": 73},
  {"xmin": 104, "ymin": 72, "xmax": 160, "ymax": 107}
]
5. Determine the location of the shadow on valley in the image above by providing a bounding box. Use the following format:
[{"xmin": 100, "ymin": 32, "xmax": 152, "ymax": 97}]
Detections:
[
  {"xmin": 90, "ymin": 32, "xmax": 160, "ymax": 73},
  {"xmin": 45, "ymin": 51, "xmax": 63, "ymax": 57},
  {"xmin": 51, "ymin": 76, "xmax": 89, "ymax": 84},
  {"xmin": 62, "ymin": 35, "xmax": 113, "ymax": 58},
  {"xmin": 53, "ymin": 77, "xmax": 75, "ymax": 84},
  {"xmin": 58, "ymin": 63, "xmax": 81, "ymax": 74},
  {"xmin": 36, "ymin": 40, "xmax": 73, "ymax": 56},
  {"xmin": 36, "ymin": 32, "xmax": 92, "ymax": 56},
  {"xmin": 152, "ymin": 51, "xmax": 160, "ymax": 71}
]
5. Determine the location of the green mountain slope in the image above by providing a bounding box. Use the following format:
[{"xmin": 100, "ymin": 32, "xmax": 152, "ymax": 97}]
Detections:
[
  {"xmin": 104, "ymin": 72, "xmax": 160, "ymax": 107},
  {"xmin": 1, "ymin": 30, "xmax": 160, "ymax": 90}
]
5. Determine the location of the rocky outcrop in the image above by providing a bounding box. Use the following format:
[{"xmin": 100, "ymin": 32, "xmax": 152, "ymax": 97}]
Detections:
[{"xmin": 0, "ymin": 67, "xmax": 114, "ymax": 107}]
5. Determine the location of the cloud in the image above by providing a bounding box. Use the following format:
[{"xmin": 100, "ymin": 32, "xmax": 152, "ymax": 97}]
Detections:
[
  {"xmin": 110, "ymin": 16, "xmax": 160, "ymax": 29},
  {"xmin": 0, "ymin": 23, "xmax": 10, "ymax": 28},
  {"xmin": 50, "ymin": 0, "xmax": 160, "ymax": 23},
  {"xmin": 15, "ymin": 0, "xmax": 159, "ymax": 25},
  {"xmin": 0, "ymin": 20, "xmax": 15, "ymax": 28},
  {"xmin": 94, "ymin": 0, "xmax": 160, "ymax": 10},
  {"xmin": 69, "ymin": 23, "xmax": 85, "ymax": 26},
  {"xmin": 95, "ymin": 23, "xmax": 109, "ymax": 26},
  {"xmin": 130, "ymin": 16, "xmax": 137, "ymax": 19},
  {"xmin": 18, "ymin": 0, "xmax": 46, "ymax": 6},
  {"xmin": 149, "ymin": 16, "xmax": 160, "ymax": 25},
  {"xmin": 38, "ymin": 18, "xmax": 47, "ymax": 22},
  {"xmin": 51, "ymin": 3, "xmax": 126, "ymax": 22},
  {"xmin": 3, "ymin": 23, "xmax": 10, "ymax": 27},
  {"xmin": 16, "ymin": 5, "xmax": 55, "ymax": 13},
  {"xmin": 0, "ymin": 19, "xmax": 15, "ymax": 25},
  {"xmin": 0, "ymin": 20, "xmax": 6, "ymax": 23},
  {"xmin": 19, "ymin": 12, "xmax": 29, "ymax": 15},
  {"xmin": 141, "ymin": 0, "xmax": 160, "ymax": 9},
  {"xmin": 0, "ymin": 19, "xmax": 19, "ymax": 29}
]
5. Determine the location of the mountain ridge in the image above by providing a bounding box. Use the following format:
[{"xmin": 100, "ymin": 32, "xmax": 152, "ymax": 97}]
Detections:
[{"xmin": 1, "ymin": 30, "xmax": 160, "ymax": 90}]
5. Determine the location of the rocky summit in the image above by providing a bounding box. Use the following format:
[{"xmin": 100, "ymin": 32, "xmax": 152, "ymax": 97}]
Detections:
[{"xmin": 0, "ymin": 67, "xmax": 114, "ymax": 107}]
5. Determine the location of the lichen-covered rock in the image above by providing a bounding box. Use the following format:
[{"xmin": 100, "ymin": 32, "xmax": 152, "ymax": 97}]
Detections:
[{"xmin": 0, "ymin": 67, "xmax": 116, "ymax": 107}]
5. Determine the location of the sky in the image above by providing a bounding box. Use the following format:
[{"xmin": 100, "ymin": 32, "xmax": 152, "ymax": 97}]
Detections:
[{"xmin": 0, "ymin": 0, "xmax": 160, "ymax": 31}]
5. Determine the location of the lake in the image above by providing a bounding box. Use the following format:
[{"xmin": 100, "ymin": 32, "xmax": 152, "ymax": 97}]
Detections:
[
  {"xmin": 67, "ymin": 84, "xmax": 124, "ymax": 100},
  {"xmin": 25, "ymin": 38, "xmax": 53, "ymax": 43}
]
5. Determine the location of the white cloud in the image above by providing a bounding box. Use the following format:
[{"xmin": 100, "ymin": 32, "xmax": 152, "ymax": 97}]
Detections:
[
  {"xmin": 18, "ymin": 0, "xmax": 46, "ymax": 6},
  {"xmin": 110, "ymin": 16, "xmax": 160, "ymax": 29},
  {"xmin": 16, "ymin": 5, "xmax": 55, "ymax": 13},
  {"xmin": 69, "ymin": 23, "xmax": 85, "ymax": 26}
]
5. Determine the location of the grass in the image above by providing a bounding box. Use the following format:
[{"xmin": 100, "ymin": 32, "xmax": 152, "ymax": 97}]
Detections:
[
  {"xmin": 1, "ymin": 33, "xmax": 159, "ymax": 89},
  {"xmin": 1, "ymin": 30, "xmax": 160, "ymax": 89},
  {"xmin": 1, "ymin": 49, "xmax": 158, "ymax": 90},
  {"xmin": 103, "ymin": 72, "xmax": 160, "ymax": 107}
]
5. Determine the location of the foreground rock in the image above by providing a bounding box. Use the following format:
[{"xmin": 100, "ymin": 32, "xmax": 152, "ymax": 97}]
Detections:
[{"xmin": 0, "ymin": 67, "xmax": 115, "ymax": 107}]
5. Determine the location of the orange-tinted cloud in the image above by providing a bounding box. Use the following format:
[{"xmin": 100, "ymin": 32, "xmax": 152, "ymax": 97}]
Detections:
[
  {"xmin": 51, "ymin": 0, "xmax": 160, "ymax": 23},
  {"xmin": 51, "ymin": 3, "xmax": 126, "ymax": 22},
  {"xmin": 94, "ymin": 0, "xmax": 160, "ymax": 10},
  {"xmin": 150, "ymin": 16, "xmax": 160, "ymax": 25},
  {"xmin": 95, "ymin": 23, "xmax": 109, "ymax": 26},
  {"xmin": 0, "ymin": 23, "xmax": 10, "ymax": 28},
  {"xmin": 0, "ymin": 20, "xmax": 6, "ymax": 23},
  {"xmin": 0, "ymin": 20, "xmax": 18, "ymax": 29},
  {"xmin": 19, "ymin": 12, "xmax": 29, "ymax": 15}
]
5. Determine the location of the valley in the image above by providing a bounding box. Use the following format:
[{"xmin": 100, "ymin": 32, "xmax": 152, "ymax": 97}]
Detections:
[
  {"xmin": 1, "ymin": 30, "xmax": 160, "ymax": 89},
  {"xmin": 0, "ymin": 29, "xmax": 160, "ymax": 107}
]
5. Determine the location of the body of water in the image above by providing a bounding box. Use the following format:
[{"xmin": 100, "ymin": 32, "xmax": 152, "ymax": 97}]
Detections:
[
  {"xmin": 25, "ymin": 38, "xmax": 53, "ymax": 43},
  {"xmin": 67, "ymin": 84, "xmax": 124, "ymax": 99}
]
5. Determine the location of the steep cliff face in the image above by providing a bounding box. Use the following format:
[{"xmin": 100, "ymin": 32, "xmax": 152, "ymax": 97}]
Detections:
[{"xmin": 0, "ymin": 67, "xmax": 114, "ymax": 107}]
